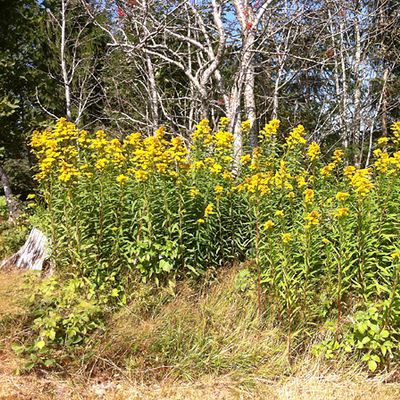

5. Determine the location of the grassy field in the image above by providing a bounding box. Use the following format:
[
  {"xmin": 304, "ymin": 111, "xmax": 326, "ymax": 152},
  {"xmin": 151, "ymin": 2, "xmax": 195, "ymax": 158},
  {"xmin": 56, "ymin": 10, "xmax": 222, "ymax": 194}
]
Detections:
[{"xmin": 2, "ymin": 270, "xmax": 400, "ymax": 400}]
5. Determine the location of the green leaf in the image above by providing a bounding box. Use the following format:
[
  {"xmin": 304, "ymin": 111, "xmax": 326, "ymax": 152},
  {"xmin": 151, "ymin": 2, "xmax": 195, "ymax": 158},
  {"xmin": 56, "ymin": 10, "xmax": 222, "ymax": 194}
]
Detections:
[
  {"xmin": 159, "ymin": 259, "xmax": 173, "ymax": 272},
  {"xmin": 44, "ymin": 359, "xmax": 55, "ymax": 367},
  {"xmin": 11, "ymin": 343, "xmax": 24, "ymax": 354},
  {"xmin": 368, "ymin": 359, "xmax": 377, "ymax": 372},
  {"xmin": 381, "ymin": 329, "xmax": 390, "ymax": 338},
  {"xmin": 35, "ymin": 340, "xmax": 45, "ymax": 350}
]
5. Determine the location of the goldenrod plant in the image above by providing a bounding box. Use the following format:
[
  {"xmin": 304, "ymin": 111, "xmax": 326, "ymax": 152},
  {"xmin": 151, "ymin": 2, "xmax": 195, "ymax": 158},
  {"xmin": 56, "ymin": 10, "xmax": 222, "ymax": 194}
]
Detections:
[{"xmin": 26, "ymin": 117, "xmax": 400, "ymax": 372}]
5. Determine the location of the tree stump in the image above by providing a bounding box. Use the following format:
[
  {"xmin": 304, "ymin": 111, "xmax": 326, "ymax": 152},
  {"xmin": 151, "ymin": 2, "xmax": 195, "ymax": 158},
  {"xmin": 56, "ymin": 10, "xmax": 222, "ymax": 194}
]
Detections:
[{"xmin": 0, "ymin": 228, "xmax": 50, "ymax": 271}]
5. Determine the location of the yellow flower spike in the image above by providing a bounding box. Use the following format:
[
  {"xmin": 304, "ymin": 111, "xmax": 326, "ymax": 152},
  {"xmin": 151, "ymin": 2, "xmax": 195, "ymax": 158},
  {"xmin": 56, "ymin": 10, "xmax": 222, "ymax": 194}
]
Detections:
[
  {"xmin": 156, "ymin": 163, "xmax": 168, "ymax": 174},
  {"xmin": 263, "ymin": 220, "xmax": 275, "ymax": 230},
  {"xmin": 192, "ymin": 119, "xmax": 212, "ymax": 142},
  {"xmin": 307, "ymin": 142, "xmax": 321, "ymax": 161},
  {"xmin": 335, "ymin": 207, "xmax": 350, "ymax": 218},
  {"xmin": 214, "ymin": 130, "xmax": 234, "ymax": 151},
  {"xmin": 391, "ymin": 251, "xmax": 400, "ymax": 260},
  {"xmin": 343, "ymin": 166, "xmax": 356, "ymax": 178},
  {"xmin": 303, "ymin": 188, "xmax": 314, "ymax": 204},
  {"xmin": 222, "ymin": 170, "xmax": 233, "ymax": 181},
  {"xmin": 155, "ymin": 126, "xmax": 165, "ymax": 139},
  {"xmin": 336, "ymin": 192, "xmax": 350, "ymax": 201},
  {"xmin": 320, "ymin": 164, "xmax": 332, "ymax": 177},
  {"xmin": 332, "ymin": 149, "xmax": 345, "ymax": 163},
  {"xmin": 193, "ymin": 161, "xmax": 205, "ymax": 170},
  {"xmin": 378, "ymin": 137, "xmax": 389, "ymax": 146},
  {"xmin": 210, "ymin": 163, "xmax": 223, "ymax": 174},
  {"xmin": 27, "ymin": 194, "xmax": 36, "ymax": 200},
  {"xmin": 218, "ymin": 117, "xmax": 230, "ymax": 131},
  {"xmin": 287, "ymin": 191, "xmax": 295, "ymax": 199},
  {"xmin": 95, "ymin": 158, "xmax": 108, "ymax": 170},
  {"xmin": 241, "ymin": 120, "xmax": 251, "ymax": 134},
  {"xmin": 190, "ymin": 187, "xmax": 200, "ymax": 198},
  {"xmin": 391, "ymin": 122, "xmax": 400, "ymax": 144},
  {"xmin": 305, "ymin": 210, "xmax": 321, "ymax": 226},
  {"xmin": 215, "ymin": 185, "xmax": 223, "ymax": 194},
  {"xmin": 322, "ymin": 238, "xmax": 330, "ymax": 245},
  {"xmin": 350, "ymin": 169, "xmax": 373, "ymax": 197},
  {"xmin": 296, "ymin": 175, "xmax": 307, "ymax": 188},
  {"xmin": 259, "ymin": 119, "xmax": 280, "ymax": 140},
  {"xmin": 197, "ymin": 218, "xmax": 205, "ymax": 224},
  {"xmin": 274, "ymin": 160, "xmax": 292, "ymax": 189},
  {"xmin": 286, "ymin": 124, "xmax": 307, "ymax": 147},
  {"xmin": 374, "ymin": 149, "xmax": 391, "ymax": 173},
  {"xmin": 116, "ymin": 174, "xmax": 129, "ymax": 185},
  {"xmin": 240, "ymin": 154, "xmax": 251, "ymax": 165},
  {"xmin": 275, "ymin": 210, "xmax": 284, "ymax": 218},
  {"xmin": 204, "ymin": 203, "xmax": 214, "ymax": 217},
  {"xmin": 282, "ymin": 233, "xmax": 292, "ymax": 243},
  {"xmin": 135, "ymin": 170, "xmax": 149, "ymax": 182}
]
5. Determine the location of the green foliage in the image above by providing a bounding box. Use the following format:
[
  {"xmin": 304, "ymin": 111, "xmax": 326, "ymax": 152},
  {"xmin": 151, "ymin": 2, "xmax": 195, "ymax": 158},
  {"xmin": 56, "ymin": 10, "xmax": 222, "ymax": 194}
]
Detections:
[
  {"xmin": 0, "ymin": 218, "xmax": 28, "ymax": 258},
  {"xmin": 12, "ymin": 276, "xmax": 108, "ymax": 371},
  {"xmin": 314, "ymin": 300, "xmax": 400, "ymax": 372}
]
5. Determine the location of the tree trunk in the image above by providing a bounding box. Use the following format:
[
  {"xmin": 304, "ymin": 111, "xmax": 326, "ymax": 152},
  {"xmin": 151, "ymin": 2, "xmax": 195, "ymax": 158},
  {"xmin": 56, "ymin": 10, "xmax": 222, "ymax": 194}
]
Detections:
[
  {"xmin": 1, "ymin": 228, "xmax": 50, "ymax": 272},
  {"xmin": 0, "ymin": 165, "xmax": 19, "ymax": 223},
  {"xmin": 61, "ymin": 0, "xmax": 72, "ymax": 121}
]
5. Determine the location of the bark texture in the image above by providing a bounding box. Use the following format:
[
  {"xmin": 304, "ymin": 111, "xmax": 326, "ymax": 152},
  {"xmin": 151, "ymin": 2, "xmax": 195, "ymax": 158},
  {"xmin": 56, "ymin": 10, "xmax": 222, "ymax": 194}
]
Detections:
[
  {"xmin": 1, "ymin": 228, "xmax": 49, "ymax": 271},
  {"xmin": 0, "ymin": 165, "xmax": 20, "ymax": 222}
]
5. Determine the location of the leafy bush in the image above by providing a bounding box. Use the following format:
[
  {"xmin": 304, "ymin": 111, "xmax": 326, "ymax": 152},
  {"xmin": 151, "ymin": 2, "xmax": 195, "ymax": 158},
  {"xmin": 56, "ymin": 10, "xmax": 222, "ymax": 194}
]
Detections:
[
  {"xmin": 12, "ymin": 275, "xmax": 109, "ymax": 370},
  {"xmin": 0, "ymin": 220, "xmax": 28, "ymax": 259}
]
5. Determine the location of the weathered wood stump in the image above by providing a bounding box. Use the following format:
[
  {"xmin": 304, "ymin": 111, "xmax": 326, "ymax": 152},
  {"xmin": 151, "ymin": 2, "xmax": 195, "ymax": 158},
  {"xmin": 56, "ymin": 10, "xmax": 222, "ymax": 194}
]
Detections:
[{"xmin": 0, "ymin": 228, "xmax": 50, "ymax": 271}]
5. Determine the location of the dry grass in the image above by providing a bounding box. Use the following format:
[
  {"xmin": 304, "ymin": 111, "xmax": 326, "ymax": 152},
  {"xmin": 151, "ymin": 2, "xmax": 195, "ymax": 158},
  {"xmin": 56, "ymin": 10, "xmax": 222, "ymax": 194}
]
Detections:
[
  {"xmin": 2, "ymin": 269, "xmax": 400, "ymax": 399},
  {"xmin": 2, "ymin": 372, "xmax": 400, "ymax": 399}
]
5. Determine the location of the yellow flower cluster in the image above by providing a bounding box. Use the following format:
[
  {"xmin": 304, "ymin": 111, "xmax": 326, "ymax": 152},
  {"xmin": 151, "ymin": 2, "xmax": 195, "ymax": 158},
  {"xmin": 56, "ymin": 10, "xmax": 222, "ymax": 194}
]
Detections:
[
  {"xmin": 128, "ymin": 127, "xmax": 189, "ymax": 180},
  {"xmin": 214, "ymin": 129, "xmax": 234, "ymax": 152},
  {"xmin": 204, "ymin": 203, "xmax": 214, "ymax": 217},
  {"xmin": 305, "ymin": 210, "xmax": 321, "ymax": 228},
  {"xmin": 241, "ymin": 120, "xmax": 251, "ymax": 134},
  {"xmin": 391, "ymin": 122, "xmax": 400, "ymax": 145},
  {"xmin": 303, "ymin": 188, "xmax": 315, "ymax": 204},
  {"xmin": 274, "ymin": 160, "xmax": 293, "ymax": 190},
  {"xmin": 335, "ymin": 207, "xmax": 349, "ymax": 218},
  {"xmin": 192, "ymin": 119, "xmax": 212, "ymax": 144},
  {"xmin": 336, "ymin": 192, "xmax": 350, "ymax": 201},
  {"xmin": 373, "ymin": 148, "xmax": 400, "ymax": 174},
  {"xmin": 260, "ymin": 119, "xmax": 280, "ymax": 139},
  {"xmin": 116, "ymin": 174, "xmax": 129, "ymax": 185},
  {"xmin": 263, "ymin": 220, "xmax": 275, "ymax": 230},
  {"xmin": 349, "ymin": 169, "xmax": 373, "ymax": 197},
  {"xmin": 378, "ymin": 137, "xmax": 389, "ymax": 146},
  {"xmin": 31, "ymin": 118, "xmax": 190, "ymax": 184},
  {"xmin": 191, "ymin": 119, "xmax": 234, "ymax": 157},
  {"xmin": 239, "ymin": 172, "xmax": 273, "ymax": 195},
  {"xmin": 320, "ymin": 150, "xmax": 345, "ymax": 177},
  {"xmin": 307, "ymin": 142, "xmax": 320, "ymax": 161},
  {"xmin": 31, "ymin": 118, "xmax": 88, "ymax": 182},
  {"xmin": 286, "ymin": 125, "xmax": 307, "ymax": 148}
]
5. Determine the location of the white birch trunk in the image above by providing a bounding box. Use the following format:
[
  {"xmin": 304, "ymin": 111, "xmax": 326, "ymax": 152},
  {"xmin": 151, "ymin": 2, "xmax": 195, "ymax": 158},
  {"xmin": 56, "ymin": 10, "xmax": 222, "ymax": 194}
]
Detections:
[
  {"xmin": 0, "ymin": 165, "xmax": 19, "ymax": 223},
  {"xmin": 61, "ymin": 0, "xmax": 72, "ymax": 121}
]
